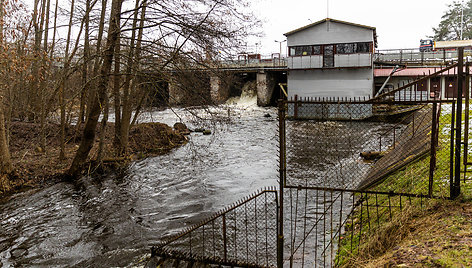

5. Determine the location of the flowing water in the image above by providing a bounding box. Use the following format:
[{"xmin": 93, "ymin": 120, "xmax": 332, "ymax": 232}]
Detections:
[
  {"xmin": 0, "ymin": 93, "xmax": 396, "ymax": 267},
  {"xmin": 0, "ymin": 94, "xmax": 280, "ymax": 267}
]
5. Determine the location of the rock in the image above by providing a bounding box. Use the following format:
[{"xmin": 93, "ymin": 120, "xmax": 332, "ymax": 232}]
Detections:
[
  {"xmin": 10, "ymin": 247, "xmax": 28, "ymax": 258},
  {"xmin": 194, "ymin": 128, "xmax": 205, "ymax": 133},
  {"xmin": 202, "ymin": 130, "xmax": 211, "ymax": 135},
  {"xmin": 173, "ymin": 122, "xmax": 190, "ymax": 135},
  {"xmin": 360, "ymin": 151, "xmax": 384, "ymax": 161},
  {"xmin": 264, "ymin": 113, "xmax": 271, "ymax": 118}
]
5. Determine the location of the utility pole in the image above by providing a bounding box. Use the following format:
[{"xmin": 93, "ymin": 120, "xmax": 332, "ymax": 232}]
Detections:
[
  {"xmin": 275, "ymin": 39, "xmax": 286, "ymax": 64},
  {"xmin": 461, "ymin": 0, "xmax": 464, "ymax": 40}
]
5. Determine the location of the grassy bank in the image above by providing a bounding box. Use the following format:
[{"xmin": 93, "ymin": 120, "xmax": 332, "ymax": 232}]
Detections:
[{"xmin": 337, "ymin": 104, "xmax": 472, "ymax": 267}]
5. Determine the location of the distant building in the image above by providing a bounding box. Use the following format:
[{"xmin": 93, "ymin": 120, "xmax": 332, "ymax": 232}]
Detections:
[
  {"xmin": 374, "ymin": 67, "xmax": 463, "ymax": 100},
  {"xmin": 284, "ymin": 18, "xmax": 377, "ymax": 100}
]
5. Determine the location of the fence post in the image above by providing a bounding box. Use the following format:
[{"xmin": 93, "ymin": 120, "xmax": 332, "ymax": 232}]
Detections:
[
  {"xmin": 222, "ymin": 214, "xmax": 227, "ymax": 262},
  {"xmin": 277, "ymin": 100, "xmax": 286, "ymax": 268},
  {"xmin": 464, "ymin": 62, "xmax": 470, "ymax": 166},
  {"xmin": 453, "ymin": 47, "xmax": 464, "ymax": 199},
  {"xmin": 429, "ymin": 102, "xmax": 438, "ymax": 197},
  {"xmin": 450, "ymin": 101, "xmax": 456, "ymax": 199}
]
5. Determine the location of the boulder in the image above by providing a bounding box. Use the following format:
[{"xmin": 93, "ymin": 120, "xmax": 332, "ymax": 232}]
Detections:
[
  {"xmin": 360, "ymin": 151, "xmax": 384, "ymax": 161},
  {"xmin": 173, "ymin": 122, "xmax": 190, "ymax": 135}
]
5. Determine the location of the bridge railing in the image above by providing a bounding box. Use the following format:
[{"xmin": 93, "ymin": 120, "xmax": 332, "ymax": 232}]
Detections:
[{"xmin": 374, "ymin": 48, "xmax": 472, "ymax": 65}]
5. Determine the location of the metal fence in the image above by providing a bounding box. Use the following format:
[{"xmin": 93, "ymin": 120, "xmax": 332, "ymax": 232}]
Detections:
[
  {"xmin": 152, "ymin": 188, "xmax": 279, "ymax": 267},
  {"xmin": 279, "ymin": 99, "xmax": 457, "ymax": 267},
  {"xmin": 150, "ymin": 50, "xmax": 471, "ymax": 267},
  {"xmin": 374, "ymin": 48, "xmax": 467, "ymax": 65}
]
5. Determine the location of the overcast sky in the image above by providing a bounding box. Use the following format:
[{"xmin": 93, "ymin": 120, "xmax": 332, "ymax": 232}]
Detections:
[
  {"xmin": 251, "ymin": 0, "xmax": 454, "ymax": 56},
  {"xmin": 24, "ymin": 0, "xmax": 456, "ymax": 56}
]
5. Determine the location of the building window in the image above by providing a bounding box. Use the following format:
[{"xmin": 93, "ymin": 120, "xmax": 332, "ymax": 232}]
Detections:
[
  {"xmin": 356, "ymin": 42, "xmax": 371, "ymax": 53},
  {"xmin": 336, "ymin": 43, "xmax": 355, "ymax": 54},
  {"xmin": 289, "ymin": 46, "xmax": 312, "ymax": 56},
  {"xmin": 289, "ymin": 42, "xmax": 372, "ymax": 56}
]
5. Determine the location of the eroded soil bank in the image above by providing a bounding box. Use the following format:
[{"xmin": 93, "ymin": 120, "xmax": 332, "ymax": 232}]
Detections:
[{"xmin": 1, "ymin": 121, "xmax": 187, "ymax": 196}]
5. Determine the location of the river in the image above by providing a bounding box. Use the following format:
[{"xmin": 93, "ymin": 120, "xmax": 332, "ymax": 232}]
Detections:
[
  {"xmin": 0, "ymin": 96, "xmax": 280, "ymax": 267},
  {"xmin": 0, "ymin": 96, "xmax": 396, "ymax": 267}
]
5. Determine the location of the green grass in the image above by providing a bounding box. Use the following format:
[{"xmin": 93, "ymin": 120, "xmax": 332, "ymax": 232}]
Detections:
[{"xmin": 336, "ymin": 103, "xmax": 472, "ymax": 266}]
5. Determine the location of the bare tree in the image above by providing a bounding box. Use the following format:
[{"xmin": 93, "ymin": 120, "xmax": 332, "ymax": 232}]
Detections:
[{"xmin": 68, "ymin": 0, "xmax": 123, "ymax": 177}]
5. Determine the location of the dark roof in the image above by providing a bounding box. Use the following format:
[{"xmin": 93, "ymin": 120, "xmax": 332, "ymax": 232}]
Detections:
[{"xmin": 284, "ymin": 18, "xmax": 378, "ymax": 47}]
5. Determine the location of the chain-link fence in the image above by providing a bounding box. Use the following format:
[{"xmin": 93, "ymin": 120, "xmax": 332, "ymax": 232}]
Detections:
[
  {"xmin": 152, "ymin": 188, "xmax": 278, "ymax": 267},
  {"xmin": 279, "ymin": 98, "xmax": 463, "ymax": 267}
]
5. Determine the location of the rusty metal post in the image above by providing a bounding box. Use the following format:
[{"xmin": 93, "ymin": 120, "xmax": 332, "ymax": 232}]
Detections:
[
  {"xmin": 453, "ymin": 47, "xmax": 464, "ymax": 199},
  {"xmin": 450, "ymin": 101, "xmax": 456, "ymax": 199},
  {"xmin": 277, "ymin": 100, "xmax": 286, "ymax": 268},
  {"xmin": 222, "ymin": 214, "xmax": 227, "ymax": 262},
  {"xmin": 429, "ymin": 102, "xmax": 438, "ymax": 197},
  {"xmin": 464, "ymin": 62, "xmax": 470, "ymax": 167}
]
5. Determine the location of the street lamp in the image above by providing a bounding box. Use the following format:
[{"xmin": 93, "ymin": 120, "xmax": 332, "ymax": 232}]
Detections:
[{"xmin": 275, "ymin": 39, "xmax": 287, "ymax": 60}]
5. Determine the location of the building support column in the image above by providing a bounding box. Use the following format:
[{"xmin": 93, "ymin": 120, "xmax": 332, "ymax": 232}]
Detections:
[
  {"xmin": 210, "ymin": 74, "xmax": 230, "ymax": 104},
  {"xmin": 257, "ymin": 71, "xmax": 276, "ymax": 106},
  {"xmin": 168, "ymin": 76, "xmax": 184, "ymax": 106}
]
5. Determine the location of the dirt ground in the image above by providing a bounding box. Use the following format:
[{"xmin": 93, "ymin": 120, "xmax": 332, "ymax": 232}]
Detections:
[{"xmin": 1, "ymin": 121, "xmax": 187, "ymax": 195}]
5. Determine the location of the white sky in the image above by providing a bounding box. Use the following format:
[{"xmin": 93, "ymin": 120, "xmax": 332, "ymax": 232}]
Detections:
[
  {"xmin": 24, "ymin": 0, "xmax": 455, "ymax": 56},
  {"xmin": 250, "ymin": 0, "xmax": 454, "ymax": 56}
]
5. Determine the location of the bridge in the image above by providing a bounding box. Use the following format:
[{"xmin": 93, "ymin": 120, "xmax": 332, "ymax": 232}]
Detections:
[{"xmin": 165, "ymin": 48, "xmax": 471, "ymax": 107}]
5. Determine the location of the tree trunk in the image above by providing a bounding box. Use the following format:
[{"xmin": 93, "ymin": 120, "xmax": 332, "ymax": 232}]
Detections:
[
  {"xmin": 117, "ymin": 0, "xmax": 146, "ymax": 155},
  {"xmin": 0, "ymin": 98, "xmax": 11, "ymax": 174},
  {"xmin": 113, "ymin": 33, "xmax": 121, "ymax": 148},
  {"xmin": 86, "ymin": 0, "xmax": 107, "ymax": 121},
  {"xmin": 67, "ymin": 0, "xmax": 123, "ymax": 177},
  {"xmin": 39, "ymin": 0, "xmax": 51, "ymax": 151},
  {"xmin": 0, "ymin": 0, "xmax": 11, "ymax": 175},
  {"xmin": 60, "ymin": 0, "xmax": 75, "ymax": 160},
  {"xmin": 30, "ymin": 0, "xmax": 42, "ymax": 121},
  {"xmin": 49, "ymin": 0, "xmax": 58, "ymax": 59},
  {"xmin": 79, "ymin": 0, "xmax": 91, "ymax": 126}
]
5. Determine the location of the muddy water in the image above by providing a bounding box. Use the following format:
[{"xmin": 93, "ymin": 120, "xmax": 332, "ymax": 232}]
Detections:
[
  {"xmin": 0, "ymin": 103, "xmax": 279, "ymax": 267},
  {"xmin": 0, "ymin": 101, "xmax": 396, "ymax": 267}
]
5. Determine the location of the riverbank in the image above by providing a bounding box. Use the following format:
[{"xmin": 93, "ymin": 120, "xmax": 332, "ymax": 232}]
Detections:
[
  {"xmin": 348, "ymin": 199, "xmax": 472, "ymax": 267},
  {"xmin": 337, "ymin": 104, "xmax": 472, "ymax": 267},
  {"xmin": 1, "ymin": 121, "xmax": 187, "ymax": 196}
]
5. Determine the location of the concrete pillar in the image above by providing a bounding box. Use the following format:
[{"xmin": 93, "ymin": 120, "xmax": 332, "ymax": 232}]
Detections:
[
  {"xmin": 210, "ymin": 75, "xmax": 230, "ymax": 104},
  {"xmin": 168, "ymin": 77, "xmax": 184, "ymax": 106},
  {"xmin": 257, "ymin": 71, "xmax": 276, "ymax": 106}
]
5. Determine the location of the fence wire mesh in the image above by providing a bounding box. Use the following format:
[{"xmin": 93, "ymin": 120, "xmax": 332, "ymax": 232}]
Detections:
[
  {"xmin": 367, "ymin": 102, "xmax": 455, "ymax": 198},
  {"xmin": 153, "ymin": 189, "xmax": 278, "ymax": 267},
  {"xmin": 284, "ymin": 100, "xmax": 456, "ymax": 198},
  {"xmin": 280, "ymin": 99, "xmax": 461, "ymax": 267},
  {"xmin": 282, "ymin": 187, "xmax": 429, "ymax": 268}
]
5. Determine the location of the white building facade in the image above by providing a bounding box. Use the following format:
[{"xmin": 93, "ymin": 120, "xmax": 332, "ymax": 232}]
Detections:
[{"xmin": 285, "ymin": 18, "xmax": 377, "ymax": 100}]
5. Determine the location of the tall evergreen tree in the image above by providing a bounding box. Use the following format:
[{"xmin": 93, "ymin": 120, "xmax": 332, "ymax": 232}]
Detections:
[{"xmin": 433, "ymin": 0, "xmax": 472, "ymax": 40}]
